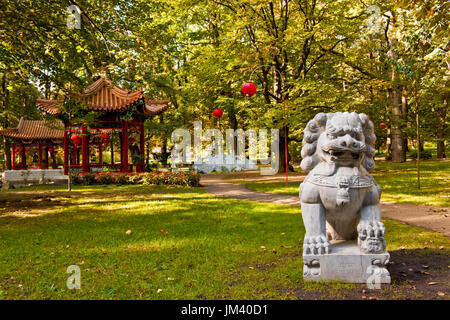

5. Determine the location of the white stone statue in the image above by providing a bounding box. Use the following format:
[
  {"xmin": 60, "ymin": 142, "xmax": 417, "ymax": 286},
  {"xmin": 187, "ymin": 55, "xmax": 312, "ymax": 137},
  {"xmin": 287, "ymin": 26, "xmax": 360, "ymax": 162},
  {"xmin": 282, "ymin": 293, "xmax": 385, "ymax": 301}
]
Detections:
[{"xmin": 299, "ymin": 112, "xmax": 390, "ymax": 283}]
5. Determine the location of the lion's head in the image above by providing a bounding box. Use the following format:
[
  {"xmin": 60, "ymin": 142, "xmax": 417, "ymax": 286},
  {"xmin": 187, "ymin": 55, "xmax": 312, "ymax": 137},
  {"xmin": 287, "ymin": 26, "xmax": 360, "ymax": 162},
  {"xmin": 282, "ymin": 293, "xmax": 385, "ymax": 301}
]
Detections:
[{"xmin": 300, "ymin": 112, "xmax": 376, "ymax": 173}]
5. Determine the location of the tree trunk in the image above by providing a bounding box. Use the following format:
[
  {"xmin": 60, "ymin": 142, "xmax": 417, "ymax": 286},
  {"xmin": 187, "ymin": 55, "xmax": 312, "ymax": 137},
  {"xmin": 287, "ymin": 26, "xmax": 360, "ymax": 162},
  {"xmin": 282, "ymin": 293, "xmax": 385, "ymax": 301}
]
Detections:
[
  {"xmin": 51, "ymin": 151, "xmax": 57, "ymax": 168},
  {"xmin": 416, "ymin": 107, "xmax": 420, "ymax": 189},
  {"xmin": 228, "ymin": 112, "xmax": 238, "ymax": 153},
  {"xmin": 401, "ymin": 91, "xmax": 409, "ymax": 153},
  {"xmin": 437, "ymin": 93, "xmax": 448, "ymax": 158},
  {"xmin": 1, "ymin": 73, "xmax": 11, "ymax": 170},
  {"xmin": 110, "ymin": 137, "xmax": 114, "ymax": 164},
  {"xmin": 146, "ymin": 139, "xmax": 150, "ymax": 165},
  {"xmin": 389, "ymin": 85, "xmax": 407, "ymax": 162},
  {"xmin": 279, "ymin": 126, "xmax": 294, "ymax": 173},
  {"xmin": 387, "ymin": 47, "xmax": 407, "ymax": 163},
  {"xmin": 159, "ymin": 114, "xmax": 168, "ymax": 166}
]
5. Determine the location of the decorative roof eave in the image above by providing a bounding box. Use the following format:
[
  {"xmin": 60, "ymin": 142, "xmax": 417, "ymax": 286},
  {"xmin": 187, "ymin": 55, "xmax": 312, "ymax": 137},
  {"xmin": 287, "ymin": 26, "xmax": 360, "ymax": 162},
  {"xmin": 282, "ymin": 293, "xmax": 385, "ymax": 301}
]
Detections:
[
  {"xmin": 144, "ymin": 99, "xmax": 170, "ymax": 115},
  {"xmin": 0, "ymin": 118, "xmax": 64, "ymax": 140},
  {"xmin": 0, "ymin": 128, "xmax": 18, "ymax": 136},
  {"xmin": 36, "ymin": 76, "xmax": 170, "ymax": 116},
  {"xmin": 36, "ymin": 98, "xmax": 63, "ymax": 115}
]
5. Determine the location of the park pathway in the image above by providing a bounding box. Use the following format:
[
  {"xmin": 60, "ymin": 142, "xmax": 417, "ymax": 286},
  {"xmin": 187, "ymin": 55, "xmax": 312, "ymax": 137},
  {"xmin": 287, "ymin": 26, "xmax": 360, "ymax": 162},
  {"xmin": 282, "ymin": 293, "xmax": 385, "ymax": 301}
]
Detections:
[{"xmin": 201, "ymin": 173, "xmax": 450, "ymax": 237}]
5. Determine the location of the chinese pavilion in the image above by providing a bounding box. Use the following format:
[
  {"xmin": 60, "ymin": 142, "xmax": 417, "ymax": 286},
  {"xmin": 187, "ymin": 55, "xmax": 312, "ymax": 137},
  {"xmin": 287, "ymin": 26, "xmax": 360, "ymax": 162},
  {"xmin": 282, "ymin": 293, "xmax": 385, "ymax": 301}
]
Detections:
[
  {"xmin": 0, "ymin": 118, "xmax": 64, "ymax": 170},
  {"xmin": 36, "ymin": 76, "xmax": 169, "ymax": 174}
]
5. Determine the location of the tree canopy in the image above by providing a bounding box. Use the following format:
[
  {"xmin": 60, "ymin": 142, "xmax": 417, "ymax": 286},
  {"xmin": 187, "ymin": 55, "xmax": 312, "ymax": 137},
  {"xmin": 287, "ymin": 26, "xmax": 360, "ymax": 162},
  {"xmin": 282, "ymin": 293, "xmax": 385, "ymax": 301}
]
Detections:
[{"xmin": 0, "ymin": 0, "xmax": 448, "ymax": 169}]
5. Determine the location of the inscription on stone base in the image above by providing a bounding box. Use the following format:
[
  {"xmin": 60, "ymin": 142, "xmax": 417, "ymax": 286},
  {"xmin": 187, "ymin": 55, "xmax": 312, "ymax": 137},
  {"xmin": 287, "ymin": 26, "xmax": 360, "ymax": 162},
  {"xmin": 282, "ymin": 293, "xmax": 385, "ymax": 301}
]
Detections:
[{"xmin": 303, "ymin": 241, "xmax": 391, "ymax": 284}]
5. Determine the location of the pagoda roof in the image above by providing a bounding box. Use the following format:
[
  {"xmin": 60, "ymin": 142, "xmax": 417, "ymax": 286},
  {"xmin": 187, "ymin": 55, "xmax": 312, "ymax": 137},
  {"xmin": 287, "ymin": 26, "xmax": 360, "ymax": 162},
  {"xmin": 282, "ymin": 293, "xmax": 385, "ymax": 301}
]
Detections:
[
  {"xmin": 0, "ymin": 118, "xmax": 64, "ymax": 140},
  {"xmin": 36, "ymin": 76, "xmax": 170, "ymax": 116}
]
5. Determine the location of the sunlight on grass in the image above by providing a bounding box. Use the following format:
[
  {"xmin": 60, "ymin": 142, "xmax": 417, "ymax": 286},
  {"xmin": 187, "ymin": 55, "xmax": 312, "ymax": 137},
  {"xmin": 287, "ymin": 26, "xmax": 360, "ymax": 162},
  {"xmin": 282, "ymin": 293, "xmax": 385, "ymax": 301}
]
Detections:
[{"xmin": 0, "ymin": 184, "xmax": 448, "ymax": 299}]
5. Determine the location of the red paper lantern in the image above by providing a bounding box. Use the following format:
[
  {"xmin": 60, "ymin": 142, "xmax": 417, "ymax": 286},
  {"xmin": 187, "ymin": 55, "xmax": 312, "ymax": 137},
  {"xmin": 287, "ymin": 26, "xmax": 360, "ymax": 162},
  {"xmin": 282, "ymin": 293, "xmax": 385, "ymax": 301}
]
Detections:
[
  {"xmin": 241, "ymin": 82, "xmax": 257, "ymax": 97},
  {"xmin": 100, "ymin": 133, "xmax": 110, "ymax": 145},
  {"xmin": 380, "ymin": 123, "xmax": 387, "ymax": 129},
  {"xmin": 25, "ymin": 149, "xmax": 30, "ymax": 153},
  {"xmin": 71, "ymin": 135, "xmax": 81, "ymax": 148},
  {"xmin": 48, "ymin": 147, "xmax": 54, "ymax": 153},
  {"xmin": 213, "ymin": 108, "xmax": 223, "ymax": 118}
]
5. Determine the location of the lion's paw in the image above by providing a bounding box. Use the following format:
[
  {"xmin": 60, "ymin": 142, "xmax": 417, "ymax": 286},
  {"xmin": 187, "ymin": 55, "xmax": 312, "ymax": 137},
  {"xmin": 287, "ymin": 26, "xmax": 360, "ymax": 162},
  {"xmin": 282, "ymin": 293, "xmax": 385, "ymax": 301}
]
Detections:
[
  {"xmin": 303, "ymin": 235, "xmax": 330, "ymax": 255},
  {"xmin": 358, "ymin": 220, "xmax": 385, "ymax": 239},
  {"xmin": 358, "ymin": 220, "xmax": 386, "ymax": 253}
]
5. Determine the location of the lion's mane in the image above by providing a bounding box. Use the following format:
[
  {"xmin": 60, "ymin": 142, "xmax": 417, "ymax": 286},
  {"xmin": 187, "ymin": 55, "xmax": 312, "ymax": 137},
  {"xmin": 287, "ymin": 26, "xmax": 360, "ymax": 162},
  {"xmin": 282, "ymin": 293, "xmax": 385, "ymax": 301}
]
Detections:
[{"xmin": 300, "ymin": 112, "xmax": 376, "ymax": 173}]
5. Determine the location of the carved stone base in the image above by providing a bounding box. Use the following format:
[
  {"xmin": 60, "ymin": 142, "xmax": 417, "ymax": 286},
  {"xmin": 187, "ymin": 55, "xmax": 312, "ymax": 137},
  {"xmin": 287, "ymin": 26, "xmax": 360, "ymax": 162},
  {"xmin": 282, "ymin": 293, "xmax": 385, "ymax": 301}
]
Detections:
[{"xmin": 303, "ymin": 240, "xmax": 391, "ymax": 284}]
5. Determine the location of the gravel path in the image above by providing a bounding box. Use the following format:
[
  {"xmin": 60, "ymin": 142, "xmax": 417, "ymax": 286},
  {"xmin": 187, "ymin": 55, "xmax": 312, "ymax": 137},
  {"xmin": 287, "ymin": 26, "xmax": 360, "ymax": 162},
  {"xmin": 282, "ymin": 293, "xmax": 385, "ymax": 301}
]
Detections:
[{"xmin": 201, "ymin": 174, "xmax": 450, "ymax": 237}]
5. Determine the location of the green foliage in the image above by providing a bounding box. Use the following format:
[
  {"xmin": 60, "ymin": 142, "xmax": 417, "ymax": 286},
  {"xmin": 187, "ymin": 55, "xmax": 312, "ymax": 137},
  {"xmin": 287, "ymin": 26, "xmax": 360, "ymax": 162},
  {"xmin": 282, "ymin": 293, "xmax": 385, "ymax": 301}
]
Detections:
[
  {"xmin": 0, "ymin": 0, "xmax": 448, "ymax": 168},
  {"xmin": 71, "ymin": 171, "xmax": 200, "ymax": 187},
  {"xmin": 409, "ymin": 150, "xmax": 433, "ymax": 160}
]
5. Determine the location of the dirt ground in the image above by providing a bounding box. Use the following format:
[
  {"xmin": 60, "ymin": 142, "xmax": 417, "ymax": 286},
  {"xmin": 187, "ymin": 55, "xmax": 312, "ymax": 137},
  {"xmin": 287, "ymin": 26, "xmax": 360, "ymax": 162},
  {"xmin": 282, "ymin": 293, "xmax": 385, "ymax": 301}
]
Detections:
[{"xmin": 289, "ymin": 249, "xmax": 449, "ymax": 300}]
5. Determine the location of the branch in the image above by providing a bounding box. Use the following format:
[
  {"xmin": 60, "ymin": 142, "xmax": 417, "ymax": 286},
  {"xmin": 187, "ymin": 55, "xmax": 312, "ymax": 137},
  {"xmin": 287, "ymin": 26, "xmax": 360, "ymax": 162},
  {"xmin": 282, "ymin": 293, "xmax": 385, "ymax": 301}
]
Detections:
[
  {"xmin": 67, "ymin": 0, "xmax": 111, "ymax": 56},
  {"xmin": 324, "ymin": 47, "xmax": 377, "ymax": 79},
  {"xmin": 305, "ymin": 37, "xmax": 347, "ymax": 74}
]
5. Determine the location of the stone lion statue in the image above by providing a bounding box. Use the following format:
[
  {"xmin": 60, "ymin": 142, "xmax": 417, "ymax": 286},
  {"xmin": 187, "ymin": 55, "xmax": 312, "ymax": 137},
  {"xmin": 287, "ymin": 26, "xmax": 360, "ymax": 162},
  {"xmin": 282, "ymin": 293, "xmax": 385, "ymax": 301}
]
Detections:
[{"xmin": 299, "ymin": 112, "xmax": 385, "ymax": 255}]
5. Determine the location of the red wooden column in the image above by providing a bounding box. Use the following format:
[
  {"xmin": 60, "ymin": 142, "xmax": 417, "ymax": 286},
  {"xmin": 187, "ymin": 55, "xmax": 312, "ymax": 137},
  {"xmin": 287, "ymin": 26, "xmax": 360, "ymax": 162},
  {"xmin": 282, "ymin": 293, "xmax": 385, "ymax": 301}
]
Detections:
[
  {"xmin": 81, "ymin": 125, "xmax": 89, "ymax": 173},
  {"xmin": 43, "ymin": 146, "xmax": 49, "ymax": 169},
  {"xmin": 121, "ymin": 121, "xmax": 129, "ymax": 172},
  {"xmin": 21, "ymin": 144, "xmax": 26, "ymax": 169},
  {"xmin": 138, "ymin": 122, "xmax": 145, "ymax": 172},
  {"xmin": 11, "ymin": 143, "xmax": 16, "ymax": 170},
  {"xmin": 74, "ymin": 146, "xmax": 78, "ymax": 165},
  {"xmin": 38, "ymin": 143, "xmax": 42, "ymax": 169},
  {"xmin": 52, "ymin": 149, "xmax": 57, "ymax": 169},
  {"xmin": 99, "ymin": 142, "xmax": 103, "ymax": 166},
  {"xmin": 64, "ymin": 129, "xmax": 69, "ymax": 175}
]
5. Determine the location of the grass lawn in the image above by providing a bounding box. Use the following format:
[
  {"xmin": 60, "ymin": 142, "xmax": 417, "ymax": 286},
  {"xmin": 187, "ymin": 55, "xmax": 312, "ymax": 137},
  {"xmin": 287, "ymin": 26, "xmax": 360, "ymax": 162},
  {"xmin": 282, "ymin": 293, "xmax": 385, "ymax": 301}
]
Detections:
[
  {"xmin": 0, "ymin": 184, "xmax": 448, "ymax": 299},
  {"xmin": 231, "ymin": 160, "xmax": 450, "ymax": 207}
]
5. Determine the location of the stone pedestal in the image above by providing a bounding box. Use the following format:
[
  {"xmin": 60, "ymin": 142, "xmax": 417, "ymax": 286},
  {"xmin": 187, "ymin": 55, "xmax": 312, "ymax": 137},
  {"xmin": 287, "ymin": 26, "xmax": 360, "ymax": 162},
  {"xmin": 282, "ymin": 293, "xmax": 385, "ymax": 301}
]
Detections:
[
  {"xmin": 303, "ymin": 241, "xmax": 391, "ymax": 284},
  {"xmin": 1, "ymin": 169, "xmax": 67, "ymax": 189}
]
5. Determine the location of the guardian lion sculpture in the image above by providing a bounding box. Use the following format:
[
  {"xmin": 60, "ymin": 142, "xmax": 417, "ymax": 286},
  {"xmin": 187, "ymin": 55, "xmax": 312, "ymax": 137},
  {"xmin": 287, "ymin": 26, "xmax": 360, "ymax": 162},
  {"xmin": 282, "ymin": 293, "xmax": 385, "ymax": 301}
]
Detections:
[{"xmin": 299, "ymin": 112, "xmax": 386, "ymax": 255}]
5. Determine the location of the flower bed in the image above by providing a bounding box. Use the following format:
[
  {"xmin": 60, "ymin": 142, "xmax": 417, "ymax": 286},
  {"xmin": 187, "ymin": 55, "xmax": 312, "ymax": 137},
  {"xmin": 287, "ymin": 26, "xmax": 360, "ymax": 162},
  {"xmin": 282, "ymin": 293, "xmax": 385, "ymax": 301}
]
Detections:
[{"xmin": 71, "ymin": 171, "xmax": 200, "ymax": 187}]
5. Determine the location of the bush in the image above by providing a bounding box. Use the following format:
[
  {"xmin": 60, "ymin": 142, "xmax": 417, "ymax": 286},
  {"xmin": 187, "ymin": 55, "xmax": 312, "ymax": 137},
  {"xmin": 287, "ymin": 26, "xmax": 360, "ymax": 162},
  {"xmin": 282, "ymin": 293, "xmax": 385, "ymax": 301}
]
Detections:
[
  {"xmin": 95, "ymin": 172, "xmax": 113, "ymax": 184},
  {"xmin": 145, "ymin": 162, "xmax": 160, "ymax": 172},
  {"xmin": 71, "ymin": 171, "xmax": 200, "ymax": 187},
  {"xmin": 71, "ymin": 172, "xmax": 97, "ymax": 185},
  {"xmin": 112, "ymin": 173, "xmax": 128, "ymax": 185},
  {"xmin": 128, "ymin": 174, "xmax": 142, "ymax": 185},
  {"xmin": 409, "ymin": 150, "xmax": 432, "ymax": 160}
]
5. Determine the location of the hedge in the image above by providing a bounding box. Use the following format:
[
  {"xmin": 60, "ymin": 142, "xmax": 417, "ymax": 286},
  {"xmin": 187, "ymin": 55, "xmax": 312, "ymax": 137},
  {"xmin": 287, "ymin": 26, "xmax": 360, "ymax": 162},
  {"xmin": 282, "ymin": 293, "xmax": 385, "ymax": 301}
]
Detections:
[{"xmin": 71, "ymin": 171, "xmax": 200, "ymax": 187}]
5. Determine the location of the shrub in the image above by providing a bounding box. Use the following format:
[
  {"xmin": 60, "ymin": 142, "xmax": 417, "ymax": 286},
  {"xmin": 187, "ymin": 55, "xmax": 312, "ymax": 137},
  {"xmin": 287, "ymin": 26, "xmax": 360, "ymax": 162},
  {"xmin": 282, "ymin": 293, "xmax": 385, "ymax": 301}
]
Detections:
[
  {"xmin": 409, "ymin": 150, "xmax": 432, "ymax": 160},
  {"xmin": 72, "ymin": 172, "xmax": 96, "ymax": 185},
  {"xmin": 145, "ymin": 162, "xmax": 160, "ymax": 172},
  {"xmin": 128, "ymin": 174, "xmax": 142, "ymax": 185},
  {"xmin": 112, "ymin": 173, "xmax": 128, "ymax": 184},
  {"xmin": 95, "ymin": 172, "xmax": 113, "ymax": 184},
  {"xmin": 141, "ymin": 171, "xmax": 200, "ymax": 186},
  {"xmin": 71, "ymin": 171, "xmax": 200, "ymax": 187}
]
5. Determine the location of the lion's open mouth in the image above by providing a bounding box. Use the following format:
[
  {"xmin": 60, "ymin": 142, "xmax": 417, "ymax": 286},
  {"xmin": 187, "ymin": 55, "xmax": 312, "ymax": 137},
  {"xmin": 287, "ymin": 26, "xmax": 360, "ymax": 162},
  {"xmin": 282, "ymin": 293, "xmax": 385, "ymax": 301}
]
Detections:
[{"xmin": 326, "ymin": 149, "xmax": 361, "ymax": 160}]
